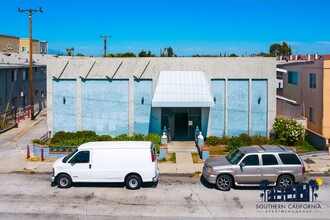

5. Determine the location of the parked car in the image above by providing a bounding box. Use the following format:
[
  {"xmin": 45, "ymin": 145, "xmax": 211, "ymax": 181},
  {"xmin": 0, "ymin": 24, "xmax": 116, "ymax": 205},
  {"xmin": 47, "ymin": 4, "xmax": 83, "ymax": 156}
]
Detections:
[
  {"xmin": 202, "ymin": 145, "xmax": 306, "ymax": 191},
  {"xmin": 51, "ymin": 141, "xmax": 159, "ymax": 190}
]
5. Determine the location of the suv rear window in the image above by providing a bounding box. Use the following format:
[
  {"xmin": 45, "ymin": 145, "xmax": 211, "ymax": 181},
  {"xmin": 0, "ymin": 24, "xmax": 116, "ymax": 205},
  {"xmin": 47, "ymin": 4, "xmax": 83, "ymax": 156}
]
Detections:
[{"xmin": 279, "ymin": 153, "xmax": 301, "ymax": 165}]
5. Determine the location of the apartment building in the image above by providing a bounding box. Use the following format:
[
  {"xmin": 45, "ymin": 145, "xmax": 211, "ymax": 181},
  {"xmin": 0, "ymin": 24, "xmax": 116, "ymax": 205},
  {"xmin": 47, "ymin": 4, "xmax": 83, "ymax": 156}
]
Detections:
[
  {"xmin": 20, "ymin": 38, "xmax": 40, "ymax": 54},
  {"xmin": 277, "ymin": 54, "xmax": 330, "ymax": 138},
  {"xmin": 0, "ymin": 34, "xmax": 20, "ymax": 53}
]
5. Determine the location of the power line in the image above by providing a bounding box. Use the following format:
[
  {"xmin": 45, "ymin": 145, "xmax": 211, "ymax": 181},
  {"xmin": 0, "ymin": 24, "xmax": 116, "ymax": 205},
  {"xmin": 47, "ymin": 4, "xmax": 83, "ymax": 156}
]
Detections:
[
  {"xmin": 100, "ymin": 35, "xmax": 111, "ymax": 57},
  {"xmin": 18, "ymin": 7, "xmax": 42, "ymax": 120}
]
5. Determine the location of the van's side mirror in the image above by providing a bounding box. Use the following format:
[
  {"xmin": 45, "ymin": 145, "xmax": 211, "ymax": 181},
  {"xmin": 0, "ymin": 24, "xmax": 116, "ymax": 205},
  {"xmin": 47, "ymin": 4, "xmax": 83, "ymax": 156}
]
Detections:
[{"xmin": 239, "ymin": 162, "xmax": 245, "ymax": 168}]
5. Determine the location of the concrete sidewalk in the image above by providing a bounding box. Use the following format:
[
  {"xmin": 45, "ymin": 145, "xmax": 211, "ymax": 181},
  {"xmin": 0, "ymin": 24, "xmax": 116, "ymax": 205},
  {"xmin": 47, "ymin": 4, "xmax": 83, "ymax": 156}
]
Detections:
[{"xmin": 2, "ymin": 109, "xmax": 330, "ymax": 177}]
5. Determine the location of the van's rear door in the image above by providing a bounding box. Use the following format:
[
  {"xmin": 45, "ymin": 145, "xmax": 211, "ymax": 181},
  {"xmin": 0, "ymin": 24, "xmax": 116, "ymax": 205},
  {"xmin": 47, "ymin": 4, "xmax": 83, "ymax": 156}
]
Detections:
[{"xmin": 150, "ymin": 144, "xmax": 159, "ymax": 181}]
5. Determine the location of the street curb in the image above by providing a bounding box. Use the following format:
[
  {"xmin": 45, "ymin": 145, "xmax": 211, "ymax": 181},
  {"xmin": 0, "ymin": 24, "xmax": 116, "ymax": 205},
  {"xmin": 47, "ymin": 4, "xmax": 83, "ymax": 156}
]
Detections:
[{"xmin": 308, "ymin": 172, "xmax": 330, "ymax": 177}]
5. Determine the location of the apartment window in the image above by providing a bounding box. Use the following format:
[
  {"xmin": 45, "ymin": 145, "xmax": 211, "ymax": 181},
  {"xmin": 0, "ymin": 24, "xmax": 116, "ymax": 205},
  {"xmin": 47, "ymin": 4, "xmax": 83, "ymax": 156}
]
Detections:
[
  {"xmin": 11, "ymin": 70, "xmax": 17, "ymax": 82},
  {"xmin": 7, "ymin": 44, "xmax": 13, "ymax": 50},
  {"xmin": 32, "ymin": 46, "xmax": 35, "ymax": 53},
  {"xmin": 22, "ymin": 46, "xmax": 27, "ymax": 52},
  {"xmin": 17, "ymin": 45, "xmax": 20, "ymax": 52},
  {"xmin": 23, "ymin": 70, "xmax": 28, "ymax": 80},
  {"xmin": 288, "ymin": 71, "xmax": 298, "ymax": 85},
  {"xmin": 310, "ymin": 73, "xmax": 316, "ymax": 88},
  {"xmin": 309, "ymin": 107, "xmax": 315, "ymax": 123}
]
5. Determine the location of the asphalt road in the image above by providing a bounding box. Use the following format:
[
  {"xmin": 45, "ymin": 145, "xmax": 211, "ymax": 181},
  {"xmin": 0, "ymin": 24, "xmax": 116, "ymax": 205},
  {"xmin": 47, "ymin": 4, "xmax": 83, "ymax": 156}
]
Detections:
[{"xmin": 0, "ymin": 173, "xmax": 329, "ymax": 220}]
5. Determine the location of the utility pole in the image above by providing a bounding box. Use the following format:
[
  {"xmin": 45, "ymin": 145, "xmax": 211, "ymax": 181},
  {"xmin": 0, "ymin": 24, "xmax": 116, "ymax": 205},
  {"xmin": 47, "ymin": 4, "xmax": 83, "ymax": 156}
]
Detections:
[
  {"xmin": 100, "ymin": 35, "xmax": 111, "ymax": 57},
  {"xmin": 18, "ymin": 7, "xmax": 42, "ymax": 120}
]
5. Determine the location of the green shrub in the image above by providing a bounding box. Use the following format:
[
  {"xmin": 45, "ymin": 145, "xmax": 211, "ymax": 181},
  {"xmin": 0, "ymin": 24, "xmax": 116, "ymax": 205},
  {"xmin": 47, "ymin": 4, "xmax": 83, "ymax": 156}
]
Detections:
[
  {"xmin": 219, "ymin": 135, "xmax": 230, "ymax": 145},
  {"xmin": 113, "ymin": 134, "xmax": 131, "ymax": 141},
  {"xmin": 226, "ymin": 136, "xmax": 243, "ymax": 152},
  {"xmin": 98, "ymin": 135, "xmax": 112, "ymax": 141},
  {"xmin": 32, "ymin": 138, "xmax": 46, "ymax": 145},
  {"xmin": 238, "ymin": 133, "xmax": 251, "ymax": 146},
  {"xmin": 251, "ymin": 134, "xmax": 269, "ymax": 145},
  {"xmin": 145, "ymin": 133, "xmax": 161, "ymax": 153},
  {"xmin": 272, "ymin": 117, "xmax": 305, "ymax": 146},
  {"xmin": 131, "ymin": 133, "xmax": 145, "ymax": 141},
  {"xmin": 205, "ymin": 136, "xmax": 221, "ymax": 146}
]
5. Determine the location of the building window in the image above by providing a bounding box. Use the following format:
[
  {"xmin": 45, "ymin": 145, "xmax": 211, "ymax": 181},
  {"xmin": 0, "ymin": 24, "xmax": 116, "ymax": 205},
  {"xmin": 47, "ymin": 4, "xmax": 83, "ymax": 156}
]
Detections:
[
  {"xmin": 7, "ymin": 44, "xmax": 13, "ymax": 50},
  {"xmin": 309, "ymin": 107, "xmax": 315, "ymax": 123},
  {"xmin": 22, "ymin": 46, "xmax": 27, "ymax": 52},
  {"xmin": 310, "ymin": 73, "xmax": 316, "ymax": 88},
  {"xmin": 0, "ymin": 98, "xmax": 2, "ymax": 105},
  {"xmin": 32, "ymin": 46, "xmax": 35, "ymax": 53},
  {"xmin": 17, "ymin": 45, "xmax": 20, "ymax": 52},
  {"xmin": 23, "ymin": 70, "xmax": 29, "ymax": 80},
  {"xmin": 11, "ymin": 70, "xmax": 17, "ymax": 82},
  {"xmin": 288, "ymin": 71, "xmax": 298, "ymax": 85}
]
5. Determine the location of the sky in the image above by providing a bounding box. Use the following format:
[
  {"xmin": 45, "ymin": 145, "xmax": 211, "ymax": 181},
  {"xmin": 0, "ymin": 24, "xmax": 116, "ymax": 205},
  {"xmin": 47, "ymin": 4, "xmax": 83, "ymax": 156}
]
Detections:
[{"xmin": 2, "ymin": 0, "xmax": 330, "ymax": 56}]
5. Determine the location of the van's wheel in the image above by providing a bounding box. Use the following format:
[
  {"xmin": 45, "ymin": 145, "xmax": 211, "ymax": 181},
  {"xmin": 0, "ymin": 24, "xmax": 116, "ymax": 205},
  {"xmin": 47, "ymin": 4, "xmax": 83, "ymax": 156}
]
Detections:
[
  {"xmin": 277, "ymin": 175, "xmax": 294, "ymax": 187},
  {"xmin": 126, "ymin": 175, "xmax": 142, "ymax": 190},
  {"xmin": 57, "ymin": 174, "xmax": 72, "ymax": 188},
  {"xmin": 216, "ymin": 174, "xmax": 232, "ymax": 191}
]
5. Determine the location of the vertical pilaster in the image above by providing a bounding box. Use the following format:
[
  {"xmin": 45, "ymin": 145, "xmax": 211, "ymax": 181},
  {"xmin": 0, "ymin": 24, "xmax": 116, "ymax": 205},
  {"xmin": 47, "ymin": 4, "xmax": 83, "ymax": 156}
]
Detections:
[
  {"xmin": 76, "ymin": 78, "xmax": 82, "ymax": 131},
  {"xmin": 129, "ymin": 78, "xmax": 134, "ymax": 135}
]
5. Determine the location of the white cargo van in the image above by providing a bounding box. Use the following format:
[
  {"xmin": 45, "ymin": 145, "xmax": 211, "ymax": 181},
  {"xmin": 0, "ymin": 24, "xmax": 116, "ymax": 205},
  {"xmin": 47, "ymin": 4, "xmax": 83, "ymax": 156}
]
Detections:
[{"xmin": 51, "ymin": 141, "xmax": 159, "ymax": 189}]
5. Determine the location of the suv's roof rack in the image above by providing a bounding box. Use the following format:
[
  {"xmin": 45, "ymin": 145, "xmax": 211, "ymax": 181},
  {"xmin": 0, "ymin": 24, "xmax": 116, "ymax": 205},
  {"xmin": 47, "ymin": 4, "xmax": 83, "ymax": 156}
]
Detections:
[{"xmin": 259, "ymin": 145, "xmax": 266, "ymax": 151}]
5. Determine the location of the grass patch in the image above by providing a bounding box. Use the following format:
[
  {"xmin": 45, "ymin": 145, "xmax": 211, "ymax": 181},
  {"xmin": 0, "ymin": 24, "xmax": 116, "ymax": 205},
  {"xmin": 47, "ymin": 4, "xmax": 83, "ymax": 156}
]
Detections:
[
  {"xmin": 27, "ymin": 157, "xmax": 57, "ymax": 162},
  {"xmin": 289, "ymin": 140, "xmax": 318, "ymax": 154},
  {"xmin": 207, "ymin": 145, "xmax": 227, "ymax": 156},
  {"xmin": 192, "ymin": 153, "xmax": 204, "ymax": 163},
  {"xmin": 158, "ymin": 153, "xmax": 176, "ymax": 163}
]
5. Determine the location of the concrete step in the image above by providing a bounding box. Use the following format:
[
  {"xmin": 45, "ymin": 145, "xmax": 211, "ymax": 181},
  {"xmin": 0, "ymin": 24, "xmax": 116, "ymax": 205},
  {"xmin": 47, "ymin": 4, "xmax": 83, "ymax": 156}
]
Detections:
[{"xmin": 167, "ymin": 141, "xmax": 198, "ymax": 153}]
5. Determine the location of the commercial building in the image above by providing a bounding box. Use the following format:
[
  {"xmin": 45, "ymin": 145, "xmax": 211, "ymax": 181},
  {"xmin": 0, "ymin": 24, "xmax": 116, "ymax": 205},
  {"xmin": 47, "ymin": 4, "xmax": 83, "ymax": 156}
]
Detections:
[
  {"xmin": 277, "ymin": 54, "xmax": 330, "ymax": 138},
  {"xmin": 47, "ymin": 57, "xmax": 276, "ymax": 139},
  {"xmin": 0, "ymin": 53, "xmax": 47, "ymax": 114}
]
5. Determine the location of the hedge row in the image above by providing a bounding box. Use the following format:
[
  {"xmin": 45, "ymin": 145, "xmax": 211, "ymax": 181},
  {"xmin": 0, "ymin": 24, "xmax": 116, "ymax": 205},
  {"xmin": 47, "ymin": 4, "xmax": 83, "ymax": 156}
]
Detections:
[{"xmin": 49, "ymin": 131, "xmax": 161, "ymax": 152}]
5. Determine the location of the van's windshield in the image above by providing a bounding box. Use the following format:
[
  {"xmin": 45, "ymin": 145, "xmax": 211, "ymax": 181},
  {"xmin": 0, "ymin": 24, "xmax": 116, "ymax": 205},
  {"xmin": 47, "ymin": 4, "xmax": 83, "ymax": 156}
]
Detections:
[
  {"xmin": 226, "ymin": 149, "xmax": 245, "ymax": 164},
  {"xmin": 62, "ymin": 149, "xmax": 78, "ymax": 163}
]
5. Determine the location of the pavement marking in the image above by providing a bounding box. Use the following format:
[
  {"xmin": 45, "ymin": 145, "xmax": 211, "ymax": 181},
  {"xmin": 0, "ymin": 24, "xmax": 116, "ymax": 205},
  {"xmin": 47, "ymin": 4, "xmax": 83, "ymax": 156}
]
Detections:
[{"xmin": 11, "ymin": 117, "xmax": 45, "ymax": 142}]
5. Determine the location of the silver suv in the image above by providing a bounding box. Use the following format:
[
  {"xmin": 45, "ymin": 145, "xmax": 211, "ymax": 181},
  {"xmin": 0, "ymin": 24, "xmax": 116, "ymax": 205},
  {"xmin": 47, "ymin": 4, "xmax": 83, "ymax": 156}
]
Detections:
[{"xmin": 202, "ymin": 145, "xmax": 306, "ymax": 191}]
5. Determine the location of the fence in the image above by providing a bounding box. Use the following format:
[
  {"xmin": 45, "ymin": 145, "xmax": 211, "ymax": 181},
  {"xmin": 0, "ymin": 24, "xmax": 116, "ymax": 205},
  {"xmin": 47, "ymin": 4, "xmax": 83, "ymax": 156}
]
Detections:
[{"xmin": 0, "ymin": 109, "xmax": 17, "ymax": 133}]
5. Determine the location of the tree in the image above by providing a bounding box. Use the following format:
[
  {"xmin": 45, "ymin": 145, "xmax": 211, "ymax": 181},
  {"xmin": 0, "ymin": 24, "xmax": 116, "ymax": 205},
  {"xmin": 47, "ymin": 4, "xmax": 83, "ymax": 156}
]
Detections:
[
  {"xmin": 269, "ymin": 42, "xmax": 292, "ymax": 56},
  {"xmin": 161, "ymin": 47, "xmax": 175, "ymax": 57},
  {"xmin": 229, "ymin": 53, "xmax": 238, "ymax": 57},
  {"xmin": 76, "ymin": 53, "xmax": 84, "ymax": 56},
  {"xmin": 269, "ymin": 43, "xmax": 281, "ymax": 56},
  {"xmin": 107, "ymin": 52, "xmax": 136, "ymax": 57},
  {"xmin": 66, "ymin": 47, "xmax": 74, "ymax": 56},
  {"xmin": 138, "ymin": 50, "xmax": 156, "ymax": 57}
]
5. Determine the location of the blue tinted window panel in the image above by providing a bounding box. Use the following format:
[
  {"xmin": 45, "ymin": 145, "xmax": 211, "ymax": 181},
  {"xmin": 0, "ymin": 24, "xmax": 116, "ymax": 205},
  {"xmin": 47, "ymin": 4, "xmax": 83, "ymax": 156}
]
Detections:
[
  {"xmin": 53, "ymin": 80, "xmax": 77, "ymax": 133},
  {"xmin": 210, "ymin": 79, "xmax": 225, "ymax": 136},
  {"xmin": 227, "ymin": 80, "xmax": 249, "ymax": 136},
  {"xmin": 251, "ymin": 80, "xmax": 268, "ymax": 136},
  {"xmin": 134, "ymin": 80, "xmax": 152, "ymax": 135},
  {"xmin": 81, "ymin": 80, "xmax": 129, "ymax": 136}
]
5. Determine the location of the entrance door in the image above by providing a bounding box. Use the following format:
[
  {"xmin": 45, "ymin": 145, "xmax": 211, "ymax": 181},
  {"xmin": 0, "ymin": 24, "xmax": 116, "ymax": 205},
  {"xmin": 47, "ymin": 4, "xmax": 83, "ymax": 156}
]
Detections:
[{"xmin": 174, "ymin": 113, "xmax": 188, "ymax": 141}]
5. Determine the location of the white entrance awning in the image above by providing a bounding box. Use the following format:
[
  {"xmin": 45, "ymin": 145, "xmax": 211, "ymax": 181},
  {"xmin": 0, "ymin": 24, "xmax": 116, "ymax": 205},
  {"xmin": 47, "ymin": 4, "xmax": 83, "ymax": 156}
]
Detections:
[{"xmin": 152, "ymin": 71, "xmax": 214, "ymax": 107}]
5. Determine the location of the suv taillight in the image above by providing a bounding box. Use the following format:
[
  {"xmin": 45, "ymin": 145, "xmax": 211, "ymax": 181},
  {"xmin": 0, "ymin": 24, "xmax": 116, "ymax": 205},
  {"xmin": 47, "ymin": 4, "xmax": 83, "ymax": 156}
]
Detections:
[{"xmin": 302, "ymin": 166, "xmax": 305, "ymax": 174}]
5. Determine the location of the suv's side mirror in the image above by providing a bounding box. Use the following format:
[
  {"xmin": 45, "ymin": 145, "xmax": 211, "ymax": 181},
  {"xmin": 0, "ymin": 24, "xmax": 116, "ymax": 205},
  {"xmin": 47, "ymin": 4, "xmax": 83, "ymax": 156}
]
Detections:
[{"xmin": 239, "ymin": 162, "xmax": 245, "ymax": 168}]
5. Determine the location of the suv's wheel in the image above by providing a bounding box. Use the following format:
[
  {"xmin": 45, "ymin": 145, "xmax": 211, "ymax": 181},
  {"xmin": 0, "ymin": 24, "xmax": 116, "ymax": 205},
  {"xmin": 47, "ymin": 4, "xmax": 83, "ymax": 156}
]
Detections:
[
  {"xmin": 277, "ymin": 175, "xmax": 294, "ymax": 187},
  {"xmin": 126, "ymin": 174, "xmax": 142, "ymax": 190},
  {"xmin": 216, "ymin": 174, "xmax": 232, "ymax": 191},
  {"xmin": 57, "ymin": 174, "xmax": 72, "ymax": 188}
]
